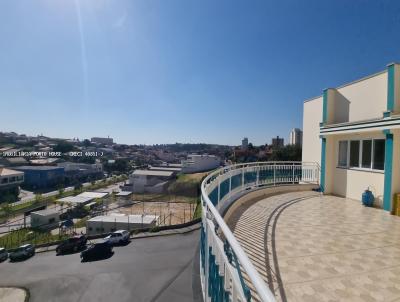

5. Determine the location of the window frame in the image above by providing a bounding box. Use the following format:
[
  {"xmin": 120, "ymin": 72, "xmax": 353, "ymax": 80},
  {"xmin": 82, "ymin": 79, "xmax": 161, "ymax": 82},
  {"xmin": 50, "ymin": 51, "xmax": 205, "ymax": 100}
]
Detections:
[{"xmin": 336, "ymin": 138, "xmax": 385, "ymax": 172}]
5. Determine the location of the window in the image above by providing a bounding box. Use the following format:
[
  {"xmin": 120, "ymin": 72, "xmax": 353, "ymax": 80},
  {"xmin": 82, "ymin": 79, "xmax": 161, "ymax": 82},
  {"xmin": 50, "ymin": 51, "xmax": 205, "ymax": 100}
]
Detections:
[
  {"xmin": 373, "ymin": 139, "xmax": 385, "ymax": 170},
  {"xmin": 337, "ymin": 138, "xmax": 385, "ymax": 171},
  {"xmin": 338, "ymin": 141, "xmax": 348, "ymax": 167},
  {"xmin": 361, "ymin": 140, "xmax": 372, "ymax": 168},
  {"xmin": 349, "ymin": 141, "xmax": 360, "ymax": 167}
]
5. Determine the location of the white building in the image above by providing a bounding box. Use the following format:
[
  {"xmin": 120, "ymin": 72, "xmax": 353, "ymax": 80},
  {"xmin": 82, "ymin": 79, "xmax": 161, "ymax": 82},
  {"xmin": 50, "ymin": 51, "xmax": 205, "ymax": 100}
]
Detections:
[
  {"xmin": 289, "ymin": 128, "xmax": 303, "ymax": 146},
  {"xmin": 302, "ymin": 62, "xmax": 400, "ymax": 211},
  {"xmin": 57, "ymin": 191, "xmax": 109, "ymax": 206},
  {"xmin": 31, "ymin": 208, "xmax": 60, "ymax": 229},
  {"xmin": 86, "ymin": 214, "xmax": 159, "ymax": 235},
  {"xmin": 128, "ymin": 170, "xmax": 174, "ymax": 193},
  {"xmin": 91, "ymin": 137, "xmax": 113, "ymax": 145},
  {"xmin": 0, "ymin": 168, "xmax": 24, "ymax": 202},
  {"xmin": 181, "ymin": 154, "xmax": 220, "ymax": 174}
]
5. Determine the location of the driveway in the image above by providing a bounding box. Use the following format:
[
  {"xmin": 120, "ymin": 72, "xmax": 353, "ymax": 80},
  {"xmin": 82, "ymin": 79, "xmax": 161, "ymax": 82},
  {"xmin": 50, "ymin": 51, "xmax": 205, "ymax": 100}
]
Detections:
[{"xmin": 0, "ymin": 231, "xmax": 202, "ymax": 302}]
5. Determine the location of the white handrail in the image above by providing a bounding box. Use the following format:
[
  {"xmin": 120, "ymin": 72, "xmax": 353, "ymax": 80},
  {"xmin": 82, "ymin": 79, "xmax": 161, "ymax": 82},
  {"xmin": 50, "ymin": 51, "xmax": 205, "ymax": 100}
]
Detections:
[
  {"xmin": 201, "ymin": 161, "xmax": 320, "ymax": 302},
  {"xmin": 201, "ymin": 187, "xmax": 277, "ymax": 302}
]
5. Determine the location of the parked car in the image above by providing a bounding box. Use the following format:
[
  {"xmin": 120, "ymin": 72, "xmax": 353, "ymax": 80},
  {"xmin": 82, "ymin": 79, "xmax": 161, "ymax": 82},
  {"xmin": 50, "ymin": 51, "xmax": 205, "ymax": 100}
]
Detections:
[
  {"xmin": 103, "ymin": 230, "xmax": 130, "ymax": 245},
  {"xmin": 80, "ymin": 242, "xmax": 113, "ymax": 261},
  {"xmin": 56, "ymin": 235, "xmax": 87, "ymax": 255},
  {"xmin": 0, "ymin": 248, "xmax": 8, "ymax": 262},
  {"xmin": 9, "ymin": 244, "xmax": 35, "ymax": 261}
]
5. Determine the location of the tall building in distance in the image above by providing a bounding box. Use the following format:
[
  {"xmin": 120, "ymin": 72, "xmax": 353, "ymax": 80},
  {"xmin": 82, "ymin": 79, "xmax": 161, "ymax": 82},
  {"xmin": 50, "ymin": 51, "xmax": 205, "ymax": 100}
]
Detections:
[
  {"xmin": 241, "ymin": 137, "xmax": 249, "ymax": 150},
  {"xmin": 271, "ymin": 136, "xmax": 284, "ymax": 148},
  {"xmin": 91, "ymin": 136, "xmax": 113, "ymax": 145},
  {"xmin": 289, "ymin": 128, "xmax": 303, "ymax": 146}
]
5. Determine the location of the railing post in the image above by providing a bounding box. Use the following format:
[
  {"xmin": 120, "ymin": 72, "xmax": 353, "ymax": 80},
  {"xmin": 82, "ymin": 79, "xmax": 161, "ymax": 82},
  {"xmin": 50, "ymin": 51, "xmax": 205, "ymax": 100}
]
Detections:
[
  {"xmin": 229, "ymin": 170, "xmax": 232, "ymax": 198},
  {"xmin": 273, "ymin": 163, "xmax": 276, "ymax": 186},
  {"xmin": 241, "ymin": 166, "xmax": 245, "ymax": 189},
  {"xmin": 256, "ymin": 166, "xmax": 260, "ymax": 186},
  {"xmin": 217, "ymin": 176, "xmax": 221, "ymax": 205},
  {"xmin": 292, "ymin": 163, "xmax": 295, "ymax": 184}
]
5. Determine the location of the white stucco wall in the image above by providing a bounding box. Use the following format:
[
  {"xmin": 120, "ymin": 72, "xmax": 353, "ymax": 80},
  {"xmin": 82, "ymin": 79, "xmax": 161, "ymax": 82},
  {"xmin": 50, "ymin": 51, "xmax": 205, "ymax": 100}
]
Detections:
[
  {"xmin": 302, "ymin": 97, "xmax": 322, "ymax": 164},
  {"xmin": 336, "ymin": 71, "xmax": 387, "ymax": 123}
]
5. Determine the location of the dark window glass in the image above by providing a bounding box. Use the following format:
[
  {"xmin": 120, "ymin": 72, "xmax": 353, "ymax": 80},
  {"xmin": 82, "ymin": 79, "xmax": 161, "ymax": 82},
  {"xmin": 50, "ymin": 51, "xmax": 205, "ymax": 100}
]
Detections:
[
  {"xmin": 362, "ymin": 140, "xmax": 372, "ymax": 168},
  {"xmin": 338, "ymin": 141, "xmax": 348, "ymax": 167},
  {"xmin": 373, "ymin": 139, "xmax": 385, "ymax": 170},
  {"xmin": 349, "ymin": 141, "xmax": 360, "ymax": 167}
]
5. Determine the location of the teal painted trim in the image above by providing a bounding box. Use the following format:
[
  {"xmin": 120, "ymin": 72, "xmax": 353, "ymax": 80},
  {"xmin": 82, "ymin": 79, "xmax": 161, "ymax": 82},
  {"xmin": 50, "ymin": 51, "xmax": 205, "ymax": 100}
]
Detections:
[
  {"xmin": 383, "ymin": 132, "xmax": 393, "ymax": 211},
  {"xmin": 322, "ymin": 89, "xmax": 328, "ymax": 124},
  {"xmin": 387, "ymin": 64, "xmax": 395, "ymax": 112},
  {"xmin": 320, "ymin": 138, "xmax": 326, "ymax": 192},
  {"xmin": 383, "ymin": 111, "xmax": 391, "ymax": 118}
]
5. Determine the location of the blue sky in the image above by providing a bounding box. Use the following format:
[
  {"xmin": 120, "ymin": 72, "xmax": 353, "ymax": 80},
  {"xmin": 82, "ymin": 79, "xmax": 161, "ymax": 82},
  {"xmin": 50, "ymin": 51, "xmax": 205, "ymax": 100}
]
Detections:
[{"xmin": 1, "ymin": 0, "xmax": 400, "ymax": 145}]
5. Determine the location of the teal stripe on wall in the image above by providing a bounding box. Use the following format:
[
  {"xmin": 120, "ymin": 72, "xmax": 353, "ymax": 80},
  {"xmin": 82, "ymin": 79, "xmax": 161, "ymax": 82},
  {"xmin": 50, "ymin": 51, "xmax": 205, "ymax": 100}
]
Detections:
[
  {"xmin": 383, "ymin": 132, "xmax": 393, "ymax": 211},
  {"xmin": 322, "ymin": 89, "xmax": 328, "ymax": 124},
  {"xmin": 387, "ymin": 64, "xmax": 395, "ymax": 112},
  {"xmin": 320, "ymin": 137, "xmax": 326, "ymax": 192}
]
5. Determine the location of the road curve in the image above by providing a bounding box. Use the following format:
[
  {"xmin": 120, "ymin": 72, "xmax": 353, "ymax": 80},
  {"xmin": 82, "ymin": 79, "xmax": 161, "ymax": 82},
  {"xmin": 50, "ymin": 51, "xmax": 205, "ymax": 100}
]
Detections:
[{"xmin": 0, "ymin": 230, "xmax": 202, "ymax": 302}]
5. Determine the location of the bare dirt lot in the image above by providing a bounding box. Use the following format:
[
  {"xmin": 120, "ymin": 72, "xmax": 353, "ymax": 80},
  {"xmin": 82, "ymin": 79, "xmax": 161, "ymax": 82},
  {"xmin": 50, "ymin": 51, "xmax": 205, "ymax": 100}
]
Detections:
[{"xmin": 116, "ymin": 201, "xmax": 196, "ymax": 226}]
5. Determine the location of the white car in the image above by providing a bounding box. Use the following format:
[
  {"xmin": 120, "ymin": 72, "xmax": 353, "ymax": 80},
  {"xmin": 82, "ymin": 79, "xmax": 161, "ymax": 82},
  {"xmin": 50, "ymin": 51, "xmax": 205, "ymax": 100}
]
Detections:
[
  {"xmin": 103, "ymin": 230, "xmax": 130, "ymax": 245},
  {"xmin": 0, "ymin": 248, "xmax": 8, "ymax": 262}
]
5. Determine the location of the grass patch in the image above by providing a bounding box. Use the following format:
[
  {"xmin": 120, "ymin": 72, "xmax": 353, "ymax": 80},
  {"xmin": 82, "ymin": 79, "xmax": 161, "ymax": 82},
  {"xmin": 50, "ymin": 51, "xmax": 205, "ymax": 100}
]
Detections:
[
  {"xmin": 192, "ymin": 201, "xmax": 202, "ymax": 220},
  {"xmin": 0, "ymin": 228, "xmax": 69, "ymax": 250},
  {"xmin": 74, "ymin": 217, "xmax": 88, "ymax": 228}
]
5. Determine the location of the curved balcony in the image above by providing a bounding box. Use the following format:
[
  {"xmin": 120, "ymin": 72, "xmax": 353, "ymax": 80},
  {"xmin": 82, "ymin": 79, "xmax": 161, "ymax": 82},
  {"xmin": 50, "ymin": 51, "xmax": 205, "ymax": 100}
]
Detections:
[{"xmin": 200, "ymin": 162, "xmax": 320, "ymax": 302}]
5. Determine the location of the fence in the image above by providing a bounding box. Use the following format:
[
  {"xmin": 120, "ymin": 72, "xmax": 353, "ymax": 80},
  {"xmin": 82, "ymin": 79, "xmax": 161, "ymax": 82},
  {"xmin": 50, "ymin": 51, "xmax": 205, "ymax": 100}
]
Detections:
[{"xmin": 200, "ymin": 161, "xmax": 320, "ymax": 302}]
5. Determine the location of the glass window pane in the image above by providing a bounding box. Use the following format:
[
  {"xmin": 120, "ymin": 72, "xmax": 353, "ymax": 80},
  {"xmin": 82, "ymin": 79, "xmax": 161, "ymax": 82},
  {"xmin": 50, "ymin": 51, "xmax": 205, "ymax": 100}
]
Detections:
[
  {"xmin": 362, "ymin": 140, "xmax": 372, "ymax": 168},
  {"xmin": 373, "ymin": 139, "xmax": 385, "ymax": 170},
  {"xmin": 349, "ymin": 141, "xmax": 360, "ymax": 167},
  {"xmin": 338, "ymin": 141, "xmax": 348, "ymax": 167}
]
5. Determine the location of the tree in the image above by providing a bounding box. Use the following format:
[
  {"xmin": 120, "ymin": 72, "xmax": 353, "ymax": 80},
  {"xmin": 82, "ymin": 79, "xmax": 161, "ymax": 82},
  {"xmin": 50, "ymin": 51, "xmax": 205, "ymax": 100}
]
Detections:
[
  {"xmin": 270, "ymin": 145, "xmax": 302, "ymax": 161},
  {"xmin": 83, "ymin": 139, "xmax": 92, "ymax": 147},
  {"xmin": 53, "ymin": 141, "xmax": 74, "ymax": 153}
]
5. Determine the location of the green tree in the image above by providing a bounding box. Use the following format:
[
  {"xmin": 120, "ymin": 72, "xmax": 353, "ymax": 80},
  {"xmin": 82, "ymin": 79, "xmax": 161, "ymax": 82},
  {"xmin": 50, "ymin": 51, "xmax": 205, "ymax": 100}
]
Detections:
[
  {"xmin": 53, "ymin": 141, "xmax": 74, "ymax": 153},
  {"xmin": 270, "ymin": 145, "xmax": 302, "ymax": 161}
]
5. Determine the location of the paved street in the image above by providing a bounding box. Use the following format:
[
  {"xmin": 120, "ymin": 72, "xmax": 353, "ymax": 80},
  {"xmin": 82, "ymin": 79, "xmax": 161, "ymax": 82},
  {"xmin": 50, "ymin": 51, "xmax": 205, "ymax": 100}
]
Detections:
[{"xmin": 0, "ymin": 230, "xmax": 202, "ymax": 302}]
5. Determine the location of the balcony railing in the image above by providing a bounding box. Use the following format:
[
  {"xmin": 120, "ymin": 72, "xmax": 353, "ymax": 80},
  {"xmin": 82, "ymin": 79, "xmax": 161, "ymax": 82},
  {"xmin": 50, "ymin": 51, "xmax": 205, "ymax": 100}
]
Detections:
[{"xmin": 200, "ymin": 161, "xmax": 320, "ymax": 302}]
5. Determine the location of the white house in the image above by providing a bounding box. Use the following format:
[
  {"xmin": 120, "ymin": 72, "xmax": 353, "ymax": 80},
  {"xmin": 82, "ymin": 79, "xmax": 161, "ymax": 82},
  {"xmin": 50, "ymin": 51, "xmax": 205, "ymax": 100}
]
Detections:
[
  {"xmin": 181, "ymin": 154, "xmax": 220, "ymax": 173},
  {"xmin": 129, "ymin": 170, "xmax": 174, "ymax": 193},
  {"xmin": 303, "ymin": 62, "xmax": 400, "ymax": 212},
  {"xmin": 31, "ymin": 208, "xmax": 60, "ymax": 229}
]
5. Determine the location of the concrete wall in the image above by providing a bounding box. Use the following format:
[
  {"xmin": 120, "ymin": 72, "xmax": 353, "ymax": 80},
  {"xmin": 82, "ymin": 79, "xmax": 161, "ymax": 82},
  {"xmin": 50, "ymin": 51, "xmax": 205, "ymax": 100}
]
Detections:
[
  {"xmin": 302, "ymin": 97, "xmax": 323, "ymax": 164},
  {"xmin": 86, "ymin": 220, "xmax": 156, "ymax": 235}
]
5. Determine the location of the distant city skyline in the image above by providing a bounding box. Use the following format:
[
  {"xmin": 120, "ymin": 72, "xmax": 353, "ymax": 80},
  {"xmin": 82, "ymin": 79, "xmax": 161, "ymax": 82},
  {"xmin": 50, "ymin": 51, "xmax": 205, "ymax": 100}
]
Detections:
[{"xmin": 1, "ymin": 1, "xmax": 400, "ymax": 145}]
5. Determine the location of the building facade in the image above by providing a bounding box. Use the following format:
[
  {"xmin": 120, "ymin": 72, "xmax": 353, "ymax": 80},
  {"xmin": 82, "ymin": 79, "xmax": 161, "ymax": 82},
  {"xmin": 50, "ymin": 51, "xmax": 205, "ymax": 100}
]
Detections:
[
  {"xmin": 181, "ymin": 154, "xmax": 220, "ymax": 173},
  {"xmin": 14, "ymin": 166, "xmax": 64, "ymax": 189},
  {"xmin": 128, "ymin": 170, "xmax": 174, "ymax": 193},
  {"xmin": 289, "ymin": 128, "xmax": 303, "ymax": 146},
  {"xmin": 90, "ymin": 137, "xmax": 113, "ymax": 145},
  {"xmin": 271, "ymin": 136, "xmax": 284, "ymax": 148},
  {"xmin": 86, "ymin": 214, "xmax": 158, "ymax": 235},
  {"xmin": 302, "ymin": 62, "xmax": 400, "ymax": 211},
  {"xmin": 241, "ymin": 137, "xmax": 249, "ymax": 150},
  {"xmin": 0, "ymin": 168, "xmax": 24, "ymax": 202}
]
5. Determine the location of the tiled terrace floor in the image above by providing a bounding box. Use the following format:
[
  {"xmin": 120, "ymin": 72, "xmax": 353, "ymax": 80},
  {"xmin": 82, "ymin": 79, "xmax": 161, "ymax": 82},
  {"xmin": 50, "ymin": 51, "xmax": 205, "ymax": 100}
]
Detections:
[{"xmin": 229, "ymin": 191, "xmax": 400, "ymax": 302}]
